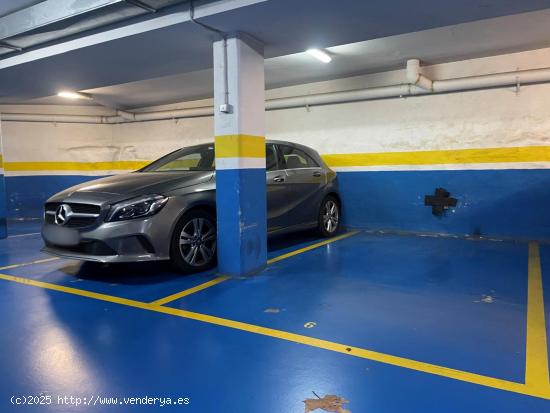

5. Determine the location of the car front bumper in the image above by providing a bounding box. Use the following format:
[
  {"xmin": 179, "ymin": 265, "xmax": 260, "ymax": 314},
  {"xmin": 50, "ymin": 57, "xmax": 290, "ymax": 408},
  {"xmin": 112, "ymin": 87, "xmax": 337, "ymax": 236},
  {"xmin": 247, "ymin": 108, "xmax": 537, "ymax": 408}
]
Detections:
[
  {"xmin": 40, "ymin": 245, "xmax": 163, "ymax": 263},
  {"xmin": 41, "ymin": 199, "xmax": 184, "ymax": 263}
]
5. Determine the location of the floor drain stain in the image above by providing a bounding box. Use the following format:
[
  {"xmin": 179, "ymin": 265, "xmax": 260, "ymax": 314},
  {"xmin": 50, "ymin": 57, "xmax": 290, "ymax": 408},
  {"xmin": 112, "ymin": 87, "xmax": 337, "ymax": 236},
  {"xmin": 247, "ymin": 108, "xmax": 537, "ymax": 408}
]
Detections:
[
  {"xmin": 481, "ymin": 295, "xmax": 494, "ymax": 303},
  {"xmin": 474, "ymin": 294, "xmax": 495, "ymax": 303},
  {"xmin": 304, "ymin": 394, "xmax": 351, "ymax": 413}
]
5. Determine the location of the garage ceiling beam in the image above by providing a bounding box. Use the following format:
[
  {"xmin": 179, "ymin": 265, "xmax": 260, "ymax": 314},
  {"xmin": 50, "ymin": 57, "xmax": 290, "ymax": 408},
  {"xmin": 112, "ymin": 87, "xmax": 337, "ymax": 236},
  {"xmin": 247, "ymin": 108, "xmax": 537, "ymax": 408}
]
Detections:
[
  {"xmin": 0, "ymin": 0, "xmax": 125, "ymax": 41},
  {"xmin": 0, "ymin": 42, "xmax": 22, "ymax": 52},
  {"xmin": 2, "ymin": 0, "xmax": 550, "ymax": 101},
  {"xmin": 124, "ymin": 0, "xmax": 158, "ymax": 13}
]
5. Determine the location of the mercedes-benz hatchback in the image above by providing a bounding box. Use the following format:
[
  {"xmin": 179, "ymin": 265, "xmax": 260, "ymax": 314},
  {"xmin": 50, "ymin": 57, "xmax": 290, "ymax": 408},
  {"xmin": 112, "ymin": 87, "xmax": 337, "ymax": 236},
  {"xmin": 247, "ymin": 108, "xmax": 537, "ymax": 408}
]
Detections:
[{"xmin": 41, "ymin": 140, "xmax": 341, "ymax": 273}]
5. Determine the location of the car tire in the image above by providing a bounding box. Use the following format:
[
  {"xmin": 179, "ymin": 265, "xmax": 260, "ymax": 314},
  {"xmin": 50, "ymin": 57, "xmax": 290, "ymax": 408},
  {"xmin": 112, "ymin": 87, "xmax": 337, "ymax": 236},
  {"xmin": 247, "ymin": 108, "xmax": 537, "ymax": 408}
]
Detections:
[
  {"xmin": 170, "ymin": 209, "xmax": 217, "ymax": 273},
  {"xmin": 317, "ymin": 195, "xmax": 341, "ymax": 237}
]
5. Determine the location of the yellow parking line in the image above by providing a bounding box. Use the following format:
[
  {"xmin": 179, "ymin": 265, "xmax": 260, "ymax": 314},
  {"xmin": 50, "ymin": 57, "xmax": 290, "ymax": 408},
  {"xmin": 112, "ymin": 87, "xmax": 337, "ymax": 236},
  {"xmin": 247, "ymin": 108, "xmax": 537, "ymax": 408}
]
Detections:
[
  {"xmin": 525, "ymin": 242, "xmax": 550, "ymax": 392},
  {"xmin": 150, "ymin": 276, "xmax": 230, "ymax": 305},
  {"xmin": 0, "ymin": 272, "xmax": 145, "ymax": 307},
  {"xmin": 0, "ymin": 257, "xmax": 59, "ymax": 271},
  {"xmin": 0, "ymin": 270, "xmax": 548, "ymax": 400},
  {"xmin": 267, "ymin": 230, "xmax": 360, "ymax": 265},
  {"xmin": 151, "ymin": 230, "xmax": 361, "ymax": 305}
]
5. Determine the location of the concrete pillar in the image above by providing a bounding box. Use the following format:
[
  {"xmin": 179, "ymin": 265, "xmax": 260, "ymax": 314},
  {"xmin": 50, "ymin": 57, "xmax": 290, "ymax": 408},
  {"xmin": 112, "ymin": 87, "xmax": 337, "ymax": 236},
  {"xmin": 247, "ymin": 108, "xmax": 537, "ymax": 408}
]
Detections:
[
  {"xmin": 0, "ymin": 120, "xmax": 7, "ymax": 239},
  {"xmin": 213, "ymin": 33, "xmax": 266, "ymax": 276}
]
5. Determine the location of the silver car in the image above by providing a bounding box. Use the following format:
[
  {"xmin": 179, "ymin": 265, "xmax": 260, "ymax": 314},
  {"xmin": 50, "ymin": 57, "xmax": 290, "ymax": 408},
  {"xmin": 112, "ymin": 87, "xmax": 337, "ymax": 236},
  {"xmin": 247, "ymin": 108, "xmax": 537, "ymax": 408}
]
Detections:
[{"xmin": 41, "ymin": 140, "xmax": 341, "ymax": 273}]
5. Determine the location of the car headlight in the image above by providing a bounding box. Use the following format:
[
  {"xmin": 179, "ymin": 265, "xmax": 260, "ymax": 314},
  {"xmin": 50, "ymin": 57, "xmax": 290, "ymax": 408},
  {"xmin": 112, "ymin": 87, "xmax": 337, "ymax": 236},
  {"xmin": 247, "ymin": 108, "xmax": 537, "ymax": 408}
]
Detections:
[{"xmin": 106, "ymin": 195, "xmax": 168, "ymax": 222}]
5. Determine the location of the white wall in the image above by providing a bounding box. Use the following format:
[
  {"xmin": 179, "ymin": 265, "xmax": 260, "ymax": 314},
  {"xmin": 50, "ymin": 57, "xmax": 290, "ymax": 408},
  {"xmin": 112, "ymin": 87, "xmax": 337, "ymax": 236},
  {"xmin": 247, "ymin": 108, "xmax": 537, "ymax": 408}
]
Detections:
[
  {"xmin": 268, "ymin": 83, "xmax": 550, "ymax": 154},
  {"xmin": 2, "ymin": 46, "xmax": 550, "ymax": 168}
]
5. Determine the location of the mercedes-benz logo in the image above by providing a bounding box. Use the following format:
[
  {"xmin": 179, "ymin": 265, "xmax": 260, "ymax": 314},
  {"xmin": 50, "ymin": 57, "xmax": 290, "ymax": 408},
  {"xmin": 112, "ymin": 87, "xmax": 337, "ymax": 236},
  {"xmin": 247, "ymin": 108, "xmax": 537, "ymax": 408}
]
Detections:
[{"xmin": 54, "ymin": 204, "xmax": 72, "ymax": 226}]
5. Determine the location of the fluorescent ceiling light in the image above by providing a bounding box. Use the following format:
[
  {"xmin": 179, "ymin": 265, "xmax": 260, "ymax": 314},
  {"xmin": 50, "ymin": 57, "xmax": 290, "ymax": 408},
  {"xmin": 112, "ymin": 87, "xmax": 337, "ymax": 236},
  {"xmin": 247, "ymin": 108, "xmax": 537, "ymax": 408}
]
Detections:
[
  {"xmin": 57, "ymin": 91, "xmax": 92, "ymax": 100},
  {"xmin": 306, "ymin": 48, "xmax": 332, "ymax": 63}
]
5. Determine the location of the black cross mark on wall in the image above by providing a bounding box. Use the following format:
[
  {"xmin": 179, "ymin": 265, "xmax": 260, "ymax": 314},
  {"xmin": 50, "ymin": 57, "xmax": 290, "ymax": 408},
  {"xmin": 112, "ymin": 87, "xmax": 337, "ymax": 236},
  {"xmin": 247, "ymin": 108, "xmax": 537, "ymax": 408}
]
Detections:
[{"xmin": 424, "ymin": 188, "xmax": 458, "ymax": 216}]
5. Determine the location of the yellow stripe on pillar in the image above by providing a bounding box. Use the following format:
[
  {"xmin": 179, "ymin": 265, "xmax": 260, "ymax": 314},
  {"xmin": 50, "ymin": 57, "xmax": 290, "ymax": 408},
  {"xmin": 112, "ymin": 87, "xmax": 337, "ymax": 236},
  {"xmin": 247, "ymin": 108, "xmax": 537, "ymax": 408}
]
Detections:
[{"xmin": 215, "ymin": 134, "xmax": 265, "ymax": 158}]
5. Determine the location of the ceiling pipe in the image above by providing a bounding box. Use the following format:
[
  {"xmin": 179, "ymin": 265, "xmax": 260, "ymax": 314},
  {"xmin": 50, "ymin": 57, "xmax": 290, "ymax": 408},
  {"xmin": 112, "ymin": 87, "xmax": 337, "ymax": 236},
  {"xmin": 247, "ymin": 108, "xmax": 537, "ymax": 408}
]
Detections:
[
  {"xmin": 406, "ymin": 58, "xmax": 433, "ymax": 91},
  {"xmin": 433, "ymin": 67, "xmax": 550, "ymax": 92},
  {"xmin": 1, "ymin": 107, "xmax": 214, "ymax": 123},
  {"xmin": 132, "ymin": 106, "xmax": 215, "ymax": 121},
  {"xmin": 4, "ymin": 62, "xmax": 550, "ymax": 123},
  {"xmin": 115, "ymin": 110, "xmax": 136, "ymax": 121},
  {"xmin": 0, "ymin": 113, "xmax": 114, "ymax": 123},
  {"xmin": 266, "ymin": 84, "xmax": 419, "ymax": 110},
  {"xmin": 406, "ymin": 57, "xmax": 550, "ymax": 92}
]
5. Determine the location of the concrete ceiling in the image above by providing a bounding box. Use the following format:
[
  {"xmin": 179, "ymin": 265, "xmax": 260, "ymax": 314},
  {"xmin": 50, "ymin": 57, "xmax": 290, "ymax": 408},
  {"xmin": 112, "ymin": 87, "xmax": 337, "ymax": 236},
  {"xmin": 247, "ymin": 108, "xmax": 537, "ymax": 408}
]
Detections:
[
  {"xmin": 0, "ymin": 0, "xmax": 43, "ymax": 18},
  {"xmin": 1, "ymin": 0, "xmax": 550, "ymax": 107}
]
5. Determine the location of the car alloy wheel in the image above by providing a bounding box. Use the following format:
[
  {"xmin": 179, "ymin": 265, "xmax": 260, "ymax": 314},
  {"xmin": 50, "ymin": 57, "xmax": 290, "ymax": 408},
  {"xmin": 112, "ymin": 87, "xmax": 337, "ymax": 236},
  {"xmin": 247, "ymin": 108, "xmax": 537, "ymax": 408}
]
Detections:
[
  {"xmin": 322, "ymin": 198, "xmax": 339, "ymax": 234},
  {"xmin": 179, "ymin": 217, "xmax": 217, "ymax": 267}
]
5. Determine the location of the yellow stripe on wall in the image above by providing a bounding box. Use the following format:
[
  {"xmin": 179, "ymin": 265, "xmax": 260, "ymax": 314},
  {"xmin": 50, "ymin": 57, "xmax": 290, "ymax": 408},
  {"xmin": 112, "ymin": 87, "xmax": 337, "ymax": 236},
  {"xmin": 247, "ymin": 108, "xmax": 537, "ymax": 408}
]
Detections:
[
  {"xmin": 2, "ymin": 145, "xmax": 550, "ymax": 172},
  {"xmin": 215, "ymin": 134, "xmax": 265, "ymax": 158},
  {"xmin": 4, "ymin": 160, "xmax": 149, "ymax": 172},
  {"xmin": 322, "ymin": 146, "xmax": 550, "ymax": 167}
]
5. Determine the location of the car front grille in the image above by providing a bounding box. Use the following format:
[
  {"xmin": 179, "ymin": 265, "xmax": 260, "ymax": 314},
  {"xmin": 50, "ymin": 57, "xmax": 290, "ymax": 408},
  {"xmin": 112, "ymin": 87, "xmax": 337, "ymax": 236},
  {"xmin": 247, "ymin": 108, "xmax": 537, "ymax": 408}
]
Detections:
[
  {"xmin": 44, "ymin": 202, "xmax": 101, "ymax": 228},
  {"xmin": 45, "ymin": 240, "xmax": 116, "ymax": 256}
]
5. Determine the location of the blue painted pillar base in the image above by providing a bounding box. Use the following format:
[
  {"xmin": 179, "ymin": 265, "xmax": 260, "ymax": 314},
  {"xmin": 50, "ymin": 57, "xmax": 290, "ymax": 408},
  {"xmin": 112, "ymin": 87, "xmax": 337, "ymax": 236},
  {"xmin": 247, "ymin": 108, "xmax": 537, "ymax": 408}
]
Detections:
[
  {"xmin": 0, "ymin": 172, "xmax": 6, "ymax": 239},
  {"xmin": 213, "ymin": 34, "xmax": 266, "ymax": 277},
  {"xmin": 0, "ymin": 138, "xmax": 6, "ymax": 238},
  {"xmin": 216, "ymin": 168, "xmax": 267, "ymax": 276}
]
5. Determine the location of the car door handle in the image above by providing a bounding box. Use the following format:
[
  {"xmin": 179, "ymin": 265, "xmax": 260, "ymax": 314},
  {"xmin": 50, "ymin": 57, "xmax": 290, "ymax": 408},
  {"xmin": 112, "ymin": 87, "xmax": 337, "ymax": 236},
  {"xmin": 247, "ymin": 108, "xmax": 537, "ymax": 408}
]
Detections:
[
  {"xmin": 273, "ymin": 175, "xmax": 285, "ymax": 182},
  {"xmin": 312, "ymin": 171, "xmax": 322, "ymax": 177}
]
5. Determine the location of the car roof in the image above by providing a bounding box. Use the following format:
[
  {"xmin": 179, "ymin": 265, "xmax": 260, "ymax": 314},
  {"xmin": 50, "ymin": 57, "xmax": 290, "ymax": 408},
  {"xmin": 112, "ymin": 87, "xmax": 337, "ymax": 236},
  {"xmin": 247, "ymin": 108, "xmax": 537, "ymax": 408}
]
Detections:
[{"xmin": 150, "ymin": 139, "xmax": 325, "ymax": 171}]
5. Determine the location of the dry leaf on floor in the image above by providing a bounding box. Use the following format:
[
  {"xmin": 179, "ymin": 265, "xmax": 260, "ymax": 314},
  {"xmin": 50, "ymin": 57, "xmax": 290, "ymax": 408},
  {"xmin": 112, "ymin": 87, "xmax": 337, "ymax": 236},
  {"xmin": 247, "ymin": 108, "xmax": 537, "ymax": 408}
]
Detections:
[{"xmin": 303, "ymin": 394, "xmax": 351, "ymax": 413}]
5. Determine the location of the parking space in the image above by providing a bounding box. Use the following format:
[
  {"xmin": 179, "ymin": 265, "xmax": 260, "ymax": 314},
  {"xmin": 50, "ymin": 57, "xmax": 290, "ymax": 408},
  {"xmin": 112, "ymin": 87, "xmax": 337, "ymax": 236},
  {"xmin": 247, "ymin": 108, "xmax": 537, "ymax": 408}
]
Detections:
[
  {"xmin": 165, "ymin": 233, "xmax": 529, "ymax": 382},
  {"xmin": 1, "ymin": 274, "xmax": 546, "ymax": 413},
  {"xmin": 0, "ymin": 227, "xmax": 548, "ymax": 411}
]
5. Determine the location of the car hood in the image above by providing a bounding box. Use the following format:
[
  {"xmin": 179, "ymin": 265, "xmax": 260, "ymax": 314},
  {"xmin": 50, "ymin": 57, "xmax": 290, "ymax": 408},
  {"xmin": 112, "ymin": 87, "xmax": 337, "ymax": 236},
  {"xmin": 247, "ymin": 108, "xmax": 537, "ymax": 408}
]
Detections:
[{"xmin": 48, "ymin": 171, "xmax": 214, "ymax": 204}]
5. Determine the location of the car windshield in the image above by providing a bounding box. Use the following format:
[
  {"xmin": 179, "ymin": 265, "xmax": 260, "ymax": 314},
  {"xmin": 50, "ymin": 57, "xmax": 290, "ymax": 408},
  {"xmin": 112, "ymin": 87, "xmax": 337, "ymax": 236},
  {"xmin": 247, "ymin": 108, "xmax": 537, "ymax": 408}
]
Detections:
[{"xmin": 140, "ymin": 145, "xmax": 215, "ymax": 172}]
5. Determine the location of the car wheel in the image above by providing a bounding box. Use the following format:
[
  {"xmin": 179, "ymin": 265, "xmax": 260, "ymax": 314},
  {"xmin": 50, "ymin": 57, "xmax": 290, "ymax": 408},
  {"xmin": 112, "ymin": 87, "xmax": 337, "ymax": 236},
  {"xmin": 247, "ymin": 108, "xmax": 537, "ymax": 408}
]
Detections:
[
  {"xmin": 317, "ymin": 196, "xmax": 340, "ymax": 237},
  {"xmin": 170, "ymin": 210, "xmax": 217, "ymax": 273}
]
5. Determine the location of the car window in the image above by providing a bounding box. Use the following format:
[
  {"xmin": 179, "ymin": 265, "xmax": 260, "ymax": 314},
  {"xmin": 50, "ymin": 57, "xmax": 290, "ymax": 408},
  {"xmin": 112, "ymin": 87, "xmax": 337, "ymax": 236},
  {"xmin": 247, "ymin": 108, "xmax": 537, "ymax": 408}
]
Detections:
[
  {"xmin": 266, "ymin": 144, "xmax": 281, "ymax": 171},
  {"xmin": 142, "ymin": 145, "xmax": 215, "ymax": 172},
  {"xmin": 278, "ymin": 145, "xmax": 319, "ymax": 169}
]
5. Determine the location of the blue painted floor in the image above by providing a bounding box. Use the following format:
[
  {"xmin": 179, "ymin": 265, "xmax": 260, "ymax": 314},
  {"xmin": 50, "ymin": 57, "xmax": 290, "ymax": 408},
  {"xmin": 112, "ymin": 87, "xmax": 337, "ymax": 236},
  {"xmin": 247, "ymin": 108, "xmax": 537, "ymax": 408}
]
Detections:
[{"xmin": 0, "ymin": 221, "xmax": 549, "ymax": 412}]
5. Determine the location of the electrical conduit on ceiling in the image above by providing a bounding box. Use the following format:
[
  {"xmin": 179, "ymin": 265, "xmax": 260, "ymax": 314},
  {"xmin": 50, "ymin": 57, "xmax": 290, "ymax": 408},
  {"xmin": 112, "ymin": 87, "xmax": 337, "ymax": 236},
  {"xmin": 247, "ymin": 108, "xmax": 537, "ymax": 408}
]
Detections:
[{"xmin": 3, "ymin": 59, "xmax": 550, "ymax": 123}]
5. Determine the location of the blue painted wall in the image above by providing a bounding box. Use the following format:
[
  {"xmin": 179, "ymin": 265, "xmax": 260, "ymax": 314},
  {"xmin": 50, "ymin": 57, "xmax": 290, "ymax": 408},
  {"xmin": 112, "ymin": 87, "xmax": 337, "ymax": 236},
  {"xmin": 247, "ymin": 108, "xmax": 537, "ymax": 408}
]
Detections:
[
  {"xmin": 5, "ymin": 175, "xmax": 101, "ymax": 219},
  {"xmin": 5, "ymin": 169, "xmax": 550, "ymax": 241},
  {"xmin": 0, "ymin": 173, "xmax": 6, "ymax": 238},
  {"xmin": 338, "ymin": 169, "xmax": 550, "ymax": 241}
]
